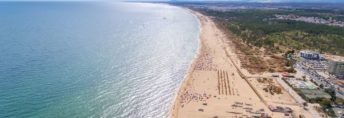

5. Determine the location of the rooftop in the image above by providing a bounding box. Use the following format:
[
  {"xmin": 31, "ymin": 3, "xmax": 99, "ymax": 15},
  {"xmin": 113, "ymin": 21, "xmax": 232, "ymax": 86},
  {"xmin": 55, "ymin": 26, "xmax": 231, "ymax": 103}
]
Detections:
[
  {"xmin": 298, "ymin": 89, "xmax": 331, "ymax": 100},
  {"xmin": 323, "ymin": 54, "xmax": 344, "ymax": 62}
]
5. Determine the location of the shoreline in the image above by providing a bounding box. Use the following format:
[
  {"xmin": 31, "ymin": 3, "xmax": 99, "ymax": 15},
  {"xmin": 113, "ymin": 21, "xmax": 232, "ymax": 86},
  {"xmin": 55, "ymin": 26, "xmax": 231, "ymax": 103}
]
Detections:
[
  {"xmin": 169, "ymin": 9, "xmax": 204, "ymax": 118},
  {"xmin": 169, "ymin": 8, "xmax": 313, "ymax": 118},
  {"xmin": 169, "ymin": 9, "xmax": 258, "ymax": 117},
  {"xmin": 170, "ymin": 9, "xmax": 256, "ymax": 118}
]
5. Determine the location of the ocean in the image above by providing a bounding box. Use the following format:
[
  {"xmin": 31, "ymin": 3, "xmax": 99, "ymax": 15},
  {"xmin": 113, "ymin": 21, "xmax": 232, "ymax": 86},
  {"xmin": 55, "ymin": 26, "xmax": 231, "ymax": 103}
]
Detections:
[{"xmin": 0, "ymin": 2, "xmax": 200, "ymax": 118}]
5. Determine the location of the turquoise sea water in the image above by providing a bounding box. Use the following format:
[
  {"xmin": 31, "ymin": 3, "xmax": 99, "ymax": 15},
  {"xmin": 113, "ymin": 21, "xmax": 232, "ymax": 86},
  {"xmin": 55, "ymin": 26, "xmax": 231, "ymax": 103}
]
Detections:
[{"xmin": 0, "ymin": 2, "xmax": 199, "ymax": 118}]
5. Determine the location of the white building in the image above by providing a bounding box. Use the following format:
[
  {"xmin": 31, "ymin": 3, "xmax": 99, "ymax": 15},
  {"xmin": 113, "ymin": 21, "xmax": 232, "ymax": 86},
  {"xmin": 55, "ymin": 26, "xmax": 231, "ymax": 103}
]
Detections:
[{"xmin": 300, "ymin": 50, "xmax": 322, "ymax": 60}]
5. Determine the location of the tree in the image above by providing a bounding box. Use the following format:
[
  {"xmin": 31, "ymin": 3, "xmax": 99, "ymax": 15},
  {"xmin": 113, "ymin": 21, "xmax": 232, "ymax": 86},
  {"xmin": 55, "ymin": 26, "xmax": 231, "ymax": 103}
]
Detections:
[
  {"xmin": 319, "ymin": 99, "xmax": 331, "ymax": 109},
  {"xmin": 319, "ymin": 84, "xmax": 324, "ymax": 89},
  {"xmin": 302, "ymin": 76, "xmax": 306, "ymax": 81},
  {"xmin": 325, "ymin": 88, "xmax": 336, "ymax": 102},
  {"xmin": 319, "ymin": 98, "xmax": 336, "ymax": 117},
  {"xmin": 303, "ymin": 102, "xmax": 308, "ymax": 107}
]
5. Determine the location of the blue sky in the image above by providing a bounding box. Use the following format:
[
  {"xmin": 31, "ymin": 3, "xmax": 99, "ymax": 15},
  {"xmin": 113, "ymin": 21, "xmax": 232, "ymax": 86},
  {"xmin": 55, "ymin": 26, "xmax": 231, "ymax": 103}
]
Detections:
[
  {"xmin": 171, "ymin": 0, "xmax": 344, "ymax": 3},
  {"xmin": 249, "ymin": 0, "xmax": 343, "ymax": 2},
  {"xmin": 0, "ymin": 0, "xmax": 343, "ymax": 2}
]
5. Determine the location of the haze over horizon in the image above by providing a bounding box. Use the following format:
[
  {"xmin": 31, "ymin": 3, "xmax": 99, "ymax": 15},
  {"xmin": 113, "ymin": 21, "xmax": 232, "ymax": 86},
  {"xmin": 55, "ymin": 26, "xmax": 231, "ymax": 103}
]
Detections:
[{"xmin": 0, "ymin": 0, "xmax": 343, "ymax": 3}]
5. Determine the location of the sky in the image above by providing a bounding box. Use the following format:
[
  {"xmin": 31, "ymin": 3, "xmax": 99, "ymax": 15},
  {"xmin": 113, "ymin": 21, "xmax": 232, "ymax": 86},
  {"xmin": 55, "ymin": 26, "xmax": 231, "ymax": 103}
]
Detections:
[
  {"xmin": 249, "ymin": 0, "xmax": 344, "ymax": 3},
  {"xmin": 170, "ymin": 0, "xmax": 344, "ymax": 3},
  {"xmin": 0, "ymin": 0, "xmax": 343, "ymax": 2}
]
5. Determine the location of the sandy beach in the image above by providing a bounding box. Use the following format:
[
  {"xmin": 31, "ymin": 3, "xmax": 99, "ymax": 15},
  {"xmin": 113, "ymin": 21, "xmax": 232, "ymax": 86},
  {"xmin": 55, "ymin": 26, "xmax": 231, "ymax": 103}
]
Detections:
[{"xmin": 170, "ymin": 10, "xmax": 313, "ymax": 118}]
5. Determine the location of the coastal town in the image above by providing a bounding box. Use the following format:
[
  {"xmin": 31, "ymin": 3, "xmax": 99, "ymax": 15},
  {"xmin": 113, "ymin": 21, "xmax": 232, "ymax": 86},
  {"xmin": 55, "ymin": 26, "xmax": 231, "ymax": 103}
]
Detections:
[
  {"xmin": 275, "ymin": 14, "xmax": 344, "ymax": 27},
  {"xmin": 171, "ymin": 6, "xmax": 344, "ymax": 118},
  {"xmin": 287, "ymin": 50, "xmax": 344, "ymax": 117}
]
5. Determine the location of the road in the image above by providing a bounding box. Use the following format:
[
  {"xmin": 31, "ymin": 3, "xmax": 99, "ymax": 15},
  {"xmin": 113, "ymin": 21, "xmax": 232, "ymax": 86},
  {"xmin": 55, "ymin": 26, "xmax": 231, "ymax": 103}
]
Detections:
[{"xmin": 276, "ymin": 77, "xmax": 322, "ymax": 118}]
